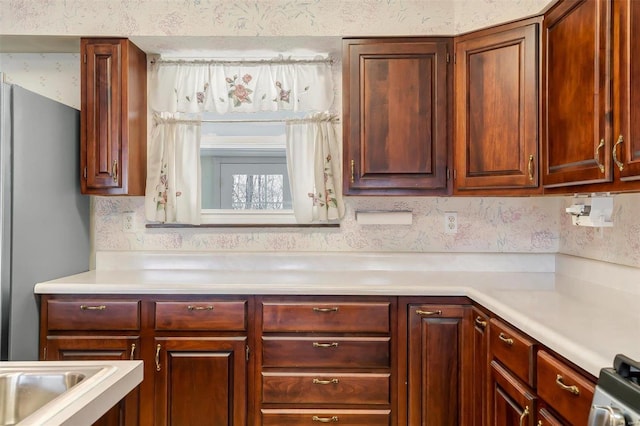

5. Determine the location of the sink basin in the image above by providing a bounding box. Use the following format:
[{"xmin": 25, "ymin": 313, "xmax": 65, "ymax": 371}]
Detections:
[{"xmin": 0, "ymin": 366, "xmax": 103, "ymax": 425}]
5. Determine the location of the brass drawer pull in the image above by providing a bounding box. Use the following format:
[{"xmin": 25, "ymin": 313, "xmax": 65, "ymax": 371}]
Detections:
[
  {"xmin": 187, "ymin": 305, "xmax": 214, "ymax": 311},
  {"xmin": 313, "ymin": 307, "xmax": 339, "ymax": 313},
  {"xmin": 613, "ymin": 135, "xmax": 624, "ymax": 171},
  {"xmin": 155, "ymin": 344, "xmax": 162, "ymax": 372},
  {"xmin": 474, "ymin": 316, "xmax": 487, "ymax": 329},
  {"xmin": 80, "ymin": 305, "xmax": 106, "ymax": 311},
  {"xmin": 129, "ymin": 343, "xmax": 136, "ymax": 360},
  {"xmin": 350, "ymin": 160, "xmax": 355, "ymax": 183},
  {"xmin": 312, "ymin": 415, "xmax": 339, "ymax": 423},
  {"xmin": 112, "ymin": 159, "xmax": 118, "ymax": 184},
  {"xmin": 312, "ymin": 378, "xmax": 339, "ymax": 385},
  {"xmin": 595, "ymin": 139, "xmax": 605, "ymax": 173},
  {"xmin": 312, "ymin": 342, "xmax": 339, "ymax": 348},
  {"xmin": 416, "ymin": 309, "xmax": 442, "ymax": 316},
  {"xmin": 519, "ymin": 406, "xmax": 529, "ymax": 426},
  {"xmin": 528, "ymin": 154, "xmax": 534, "ymax": 181},
  {"xmin": 498, "ymin": 332, "xmax": 514, "ymax": 346},
  {"xmin": 555, "ymin": 374, "xmax": 580, "ymax": 395}
]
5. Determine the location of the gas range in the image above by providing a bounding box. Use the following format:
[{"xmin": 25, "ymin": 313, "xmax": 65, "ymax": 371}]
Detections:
[{"xmin": 589, "ymin": 355, "xmax": 640, "ymax": 426}]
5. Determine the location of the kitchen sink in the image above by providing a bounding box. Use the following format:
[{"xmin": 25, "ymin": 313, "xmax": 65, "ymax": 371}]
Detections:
[{"xmin": 0, "ymin": 366, "xmax": 103, "ymax": 425}]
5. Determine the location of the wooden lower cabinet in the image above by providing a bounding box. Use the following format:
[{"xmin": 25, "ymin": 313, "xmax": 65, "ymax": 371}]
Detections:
[
  {"xmin": 45, "ymin": 335, "xmax": 140, "ymax": 426},
  {"xmin": 490, "ymin": 361, "xmax": 537, "ymax": 426},
  {"xmin": 40, "ymin": 295, "xmax": 599, "ymax": 426},
  {"xmin": 260, "ymin": 409, "xmax": 391, "ymax": 425},
  {"xmin": 471, "ymin": 308, "xmax": 489, "ymax": 426},
  {"xmin": 404, "ymin": 302, "xmax": 472, "ymax": 426},
  {"xmin": 153, "ymin": 336, "xmax": 248, "ymax": 426}
]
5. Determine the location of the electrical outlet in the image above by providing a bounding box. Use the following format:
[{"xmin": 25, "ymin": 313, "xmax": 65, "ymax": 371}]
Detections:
[
  {"xmin": 444, "ymin": 212, "xmax": 458, "ymax": 234},
  {"xmin": 122, "ymin": 212, "xmax": 135, "ymax": 232}
]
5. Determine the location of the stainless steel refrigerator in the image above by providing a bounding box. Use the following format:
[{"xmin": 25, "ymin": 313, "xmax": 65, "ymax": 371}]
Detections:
[{"xmin": 0, "ymin": 76, "xmax": 90, "ymax": 361}]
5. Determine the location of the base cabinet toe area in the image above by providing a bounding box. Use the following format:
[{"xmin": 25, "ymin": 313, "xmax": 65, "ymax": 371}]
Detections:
[{"xmin": 39, "ymin": 294, "xmax": 596, "ymax": 426}]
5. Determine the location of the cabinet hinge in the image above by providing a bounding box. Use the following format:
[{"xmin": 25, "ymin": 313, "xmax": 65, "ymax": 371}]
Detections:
[
  {"xmin": 246, "ymin": 345, "xmax": 250, "ymax": 362},
  {"xmin": 83, "ymin": 167, "xmax": 87, "ymax": 179}
]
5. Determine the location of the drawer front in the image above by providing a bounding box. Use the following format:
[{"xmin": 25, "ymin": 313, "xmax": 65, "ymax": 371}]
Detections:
[
  {"xmin": 261, "ymin": 409, "xmax": 391, "ymax": 426},
  {"xmin": 537, "ymin": 350, "xmax": 595, "ymax": 426},
  {"xmin": 262, "ymin": 372, "xmax": 390, "ymax": 404},
  {"xmin": 262, "ymin": 302, "xmax": 390, "ymax": 333},
  {"xmin": 489, "ymin": 318, "xmax": 536, "ymax": 386},
  {"xmin": 262, "ymin": 337, "xmax": 390, "ymax": 368},
  {"xmin": 47, "ymin": 299, "xmax": 140, "ymax": 330},
  {"xmin": 155, "ymin": 300, "xmax": 247, "ymax": 331}
]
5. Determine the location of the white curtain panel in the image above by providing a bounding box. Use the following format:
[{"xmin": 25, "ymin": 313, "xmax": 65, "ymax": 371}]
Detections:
[
  {"xmin": 145, "ymin": 115, "xmax": 202, "ymax": 224},
  {"xmin": 149, "ymin": 58, "xmax": 334, "ymax": 114},
  {"xmin": 286, "ymin": 114, "xmax": 345, "ymax": 223}
]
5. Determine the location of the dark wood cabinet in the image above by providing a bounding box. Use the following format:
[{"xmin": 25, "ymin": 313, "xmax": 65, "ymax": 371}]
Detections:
[
  {"xmin": 454, "ymin": 19, "xmax": 541, "ymax": 194},
  {"xmin": 404, "ymin": 302, "xmax": 471, "ymax": 426},
  {"xmin": 543, "ymin": 0, "xmax": 612, "ymax": 188},
  {"xmin": 614, "ymin": 0, "xmax": 640, "ymax": 182},
  {"xmin": 80, "ymin": 38, "xmax": 147, "ymax": 195},
  {"xmin": 471, "ymin": 308, "xmax": 489, "ymax": 426},
  {"xmin": 153, "ymin": 336, "xmax": 248, "ymax": 426},
  {"xmin": 490, "ymin": 361, "xmax": 537, "ymax": 426},
  {"xmin": 257, "ymin": 296, "xmax": 395, "ymax": 426},
  {"xmin": 41, "ymin": 298, "xmax": 142, "ymax": 426},
  {"xmin": 342, "ymin": 38, "xmax": 452, "ymax": 195}
]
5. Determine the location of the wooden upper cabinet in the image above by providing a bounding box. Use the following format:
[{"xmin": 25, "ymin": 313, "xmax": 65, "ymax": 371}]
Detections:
[
  {"xmin": 542, "ymin": 0, "xmax": 612, "ymax": 188},
  {"xmin": 614, "ymin": 0, "xmax": 640, "ymax": 181},
  {"xmin": 343, "ymin": 38, "xmax": 452, "ymax": 195},
  {"xmin": 81, "ymin": 38, "xmax": 147, "ymax": 195},
  {"xmin": 454, "ymin": 19, "xmax": 541, "ymax": 194}
]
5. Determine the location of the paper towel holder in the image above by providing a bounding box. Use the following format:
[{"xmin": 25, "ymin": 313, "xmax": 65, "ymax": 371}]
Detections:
[{"xmin": 355, "ymin": 210, "xmax": 413, "ymax": 225}]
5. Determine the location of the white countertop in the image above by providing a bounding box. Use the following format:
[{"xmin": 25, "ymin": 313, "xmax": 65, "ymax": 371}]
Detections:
[
  {"xmin": 34, "ymin": 252, "xmax": 640, "ymax": 378},
  {"xmin": 1, "ymin": 360, "xmax": 142, "ymax": 426}
]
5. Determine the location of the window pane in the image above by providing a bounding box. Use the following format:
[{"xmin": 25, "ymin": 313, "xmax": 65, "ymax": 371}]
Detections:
[{"xmin": 231, "ymin": 174, "xmax": 286, "ymax": 210}]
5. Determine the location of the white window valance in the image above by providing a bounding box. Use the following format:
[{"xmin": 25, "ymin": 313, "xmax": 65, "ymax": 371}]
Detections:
[{"xmin": 149, "ymin": 57, "xmax": 335, "ymax": 114}]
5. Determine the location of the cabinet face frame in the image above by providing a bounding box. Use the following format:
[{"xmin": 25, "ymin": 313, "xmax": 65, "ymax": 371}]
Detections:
[
  {"xmin": 80, "ymin": 38, "xmax": 147, "ymax": 196},
  {"xmin": 542, "ymin": 0, "xmax": 613, "ymax": 188},
  {"xmin": 454, "ymin": 20, "xmax": 541, "ymax": 194},
  {"xmin": 342, "ymin": 38, "xmax": 452, "ymax": 195},
  {"xmin": 615, "ymin": 0, "xmax": 640, "ymax": 181}
]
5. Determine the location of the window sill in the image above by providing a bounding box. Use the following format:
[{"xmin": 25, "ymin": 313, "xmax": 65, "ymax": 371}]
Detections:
[{"xmin": 145, "ymin": 223, "xmax": 340, "ymax": 229}]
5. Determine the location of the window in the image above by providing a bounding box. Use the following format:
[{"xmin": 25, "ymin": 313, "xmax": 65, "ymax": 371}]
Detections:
[{"xmin": 199, "ymin": 111, "xmax": 304, "ymax": 224}]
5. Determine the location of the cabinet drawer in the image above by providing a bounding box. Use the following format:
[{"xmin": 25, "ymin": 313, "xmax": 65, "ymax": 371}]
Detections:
[
  {"xmin": 154, "ymin": 300, "xmax": 247, "ymax": 331},
  {"xmin": 537, "ymin": 350, "xmax": 595, "ymax": 426},
  {"xmin": 262, "ymin": 337, "xmax": 390, "ymax": 368},
  {"xmin": 489, "ymin": 318, "xmax": 536, "ymax": 386},
  {"xmin": 262, "ymin": 372, "xmax": 390, "ymax": 405},
  {"xmin": 262, "ymin": 301, "xmax": 390, "ymax": 333},
  {"xmin": 261, "ymin": 409, "xmax": 391, "ymax": 425},
  {"xmin": 47, "ymin": 299, "xmax": 140, "ymax": 330}
]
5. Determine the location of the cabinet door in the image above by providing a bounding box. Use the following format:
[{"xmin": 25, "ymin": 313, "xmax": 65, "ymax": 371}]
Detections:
[
  {"xmin": 471, "ymin": 308, "xmax": 489, "ymax": 426},
  {"xmin": 615, "ymin": 0, "xmax": 640, "ymax": 180},
  {"xmin": 454, "ymin": 21, "xmax": 540, "ymax": 193},
  {"xmin": 154, "ymin": 336, "xmax": 247, "ymax": 426},
  {"xmin": 343, "ymin": 38, "xmax": 451, "ymax": 195},
  {"xmin": 489, "ymin": 361, "xmax": 537, "ymax": 426},
  {"xmin": 543, "ymin": 0, "xmax": 612, "ymax": 187},
  {"xmin": 407, "ymin": 304, "xmax": 469, "ymax": 426},
  {"xmin": 82, "ymin": 39, "xmax": 123, "ymax": 193},
  {"xmin": 45, "ymin": 335, "xmax": 140, "ymax": 426}
]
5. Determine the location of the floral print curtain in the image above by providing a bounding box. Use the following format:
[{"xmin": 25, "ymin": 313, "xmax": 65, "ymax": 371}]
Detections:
[
  {"xmin": 145, "ymin": 56, "xmax": 338, "ymax": 224},
  {"xmin": 149, "ymin": 57, "xmax": 334, "ymax": 114},
  {"xmin": 145, "ymin": 114, "xmax": 202, "ymax": 224},
  {"xmin": 286, "ymin": 113, "xmax": 345, "ymax": 223}
]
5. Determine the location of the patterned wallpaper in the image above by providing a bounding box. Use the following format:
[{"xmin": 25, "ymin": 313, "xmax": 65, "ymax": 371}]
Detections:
[
  {"xmin": 1, "ymin": 0, "xmax": 553, "ymax": 37},
  {"xmin": 4, "ymin": 0, "xmax": 640, "ymax": 270},
  {"xmin": 0, "ymin": 53, "xmax": 80, "ymax": 109},
  {"xmin": 94, "ymin": 196, "xmax": 561, "ymax": 253}
]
